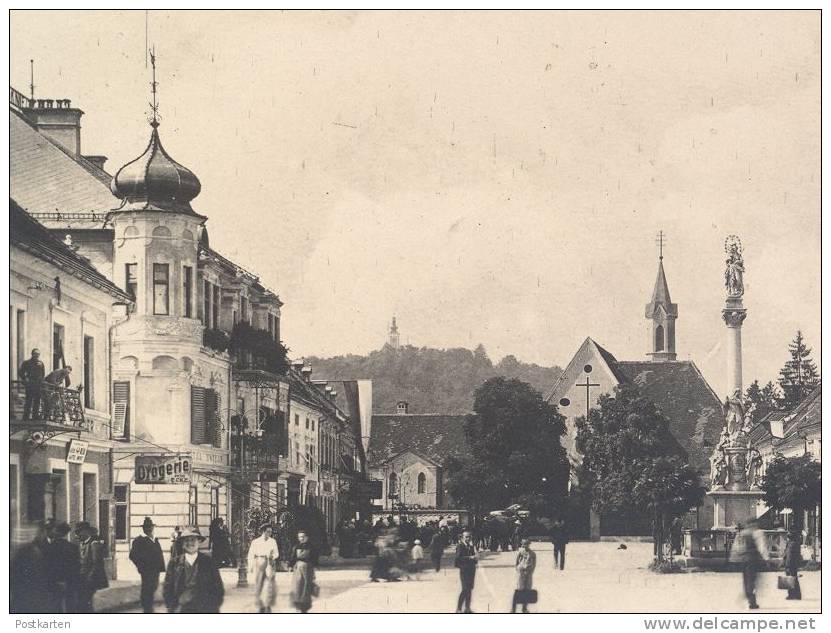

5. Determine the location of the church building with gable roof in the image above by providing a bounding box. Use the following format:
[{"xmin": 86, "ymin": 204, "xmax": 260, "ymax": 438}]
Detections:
[{"xmin": 547, "ymin": 249, "xmax": 724, "ymax": 539}]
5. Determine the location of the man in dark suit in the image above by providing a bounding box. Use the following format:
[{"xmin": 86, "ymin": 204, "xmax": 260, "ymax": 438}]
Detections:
[
  {"xmin": 163, "ymin": 527, "xmax": 225, "ymax": 613},
  {"xmin": 454, "ymin": 529, "xmax": 478, "ymax": 613},
  {"xmin": 75, "ymin": 522, "xmax": 108, "ymax": 613},
  {"xmin": 51, "ymin": 522, "xmax": 80, "ymax": 613},
  {"xmin": 130, "ymin": 517, "xmax": 166, "ymax": 613},
  {"xmin": 19, "ymin": 348, "xmax": 45, "ymax": 420},
  {"xmin": 549, "ymin": 519, "xmax": 569, "ymax": 570}
]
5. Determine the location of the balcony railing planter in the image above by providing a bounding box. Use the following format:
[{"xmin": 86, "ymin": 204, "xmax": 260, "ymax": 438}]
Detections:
[
  {"xmin": 230, "ymin": 322, "xmax": 289, "ymax": 375},
  {"xmin": 9, "ymin": 381, "xmax": 87, "ymax": 428},
  {"xmin": 203, "ymin": 328, "xmax": 230, "ymax": 354}
]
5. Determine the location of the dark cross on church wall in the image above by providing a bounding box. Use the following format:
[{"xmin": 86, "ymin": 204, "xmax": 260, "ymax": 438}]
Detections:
[{"xmin": 576, "ymin": 365, "xmax": 600, "ymax": 421}]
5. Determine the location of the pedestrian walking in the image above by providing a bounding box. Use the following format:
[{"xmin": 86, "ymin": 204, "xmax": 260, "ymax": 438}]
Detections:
[
  {"xmin": 170, "ymin": 525, "xmax": 184, "ymax": 559},
  {"xmin": 129, "ymin": 517, "xmax": 166, "ymax": 613},
  {"xmin": 52, "ymin": 522, "xmax": 80, "ymax": 613},
  {"xmin": 289, "ymin": 530, "xmax": 319, "ymax": 613},
  {"xmin": 248, "ymin": 523, "xmax": 279, "ymax": 613},
  {"xmin": 429, "ymin": 529, "xmax": 445, "ymax": 572},
  {"xmin": 454, "ymin": 529, "xmax": 477, "ymax": 613},
  {"xmin": 209, "ymin": 517, "xmax": 235, "ymax": 568},
  {"xmin": 163, "ymin": 526, "xmax": 225, "ymax": 613},
  {"xmin": 670, "ymin": 517, "xmax": 683, "ymax": 556},
  {"xmin": 10, "ymin": 520, "xmax": 60, "ymax": 613},
  {"xmin": 19, "ymin": 348, "xmax": 45, "ymax": 420},
  {"xmin": 782, "ymin": 530, "xmax": 802, "ymax": 600},
  {"xmin": 511, "ymin": 539, "xmax": 537, "ymax": 613},
  {"xmin": 76, "ymin": 522, "xmax": 108, "ymax": 613},
  {"xmin": 549, "ymin": 518, "xmax": 568, "ymax": 570},
  {"xmin": 410, "ymin": 539, "xmax": 424, "ymax": 576},
  {"xmin": 729, "ymin": 521, "xmax": 769, "ymax": 609}
]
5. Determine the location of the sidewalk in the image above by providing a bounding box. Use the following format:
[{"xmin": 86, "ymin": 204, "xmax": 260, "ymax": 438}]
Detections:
[{"xmin": 96, "ymin": 553, "xmax": 375, "ymax": 613}]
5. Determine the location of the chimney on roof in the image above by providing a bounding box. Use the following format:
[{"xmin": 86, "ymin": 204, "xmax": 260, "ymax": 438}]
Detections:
[
  {"xmin": 301, "ymin": 366, "xmax": 312, "ymax": 382},
  {"xmin": 83, "ymin": 155, "xmax": 107, "ymax": 171},
  {"xmin": 22, "ymin": 98, "xmax": 84, "ymax": 156},
  {"xmin": 396, "ymin": 401, "xmax": 409, "ymax": 415}
]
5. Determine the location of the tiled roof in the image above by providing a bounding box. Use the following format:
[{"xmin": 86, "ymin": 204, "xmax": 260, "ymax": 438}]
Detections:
[
  {"xmin": 753, "ymin": 385, "xmax": 821, "ymax": 445},
  {"xmin": 10, "ymin": 109, "xmax": 117, "ymax": 215},
  {"xmin": 782, "ymin": 385, "xmax": 821, "ymax": 437},
  {"xmin": 10, "ymin": 199, "xmax": 132, "ymax": 301},
  {"xmin": 368, "ymin": 413, "xmax": 469, "ymax": 467},
  {"xmin": 613, "ymin": 360, "xmax": 724, "ymax": 472}
]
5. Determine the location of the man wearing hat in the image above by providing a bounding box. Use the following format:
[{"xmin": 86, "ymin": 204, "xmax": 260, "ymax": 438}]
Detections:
[
  {"xmin": 52, "ymin": 522, "xmax": 80, "ymax": 613},
  {"xmin": 247, "ymin": 523, "xmax": 279, "ymax": 613},
  {"xmin": 163, "ymin": 527, "xmax": 225, "ymax": 613},
  {"xmin": 76, "ymin": 521, "xmax": 108, "ymax": 613},
  {"xmin": 130, "ymin": 517, "xmax": 166, "ymax": 613}
]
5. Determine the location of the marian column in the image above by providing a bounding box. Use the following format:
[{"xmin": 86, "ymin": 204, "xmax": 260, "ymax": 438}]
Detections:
[{"xmin": 722, "ymin": 236, "xmax": 747, "ymax": 398}]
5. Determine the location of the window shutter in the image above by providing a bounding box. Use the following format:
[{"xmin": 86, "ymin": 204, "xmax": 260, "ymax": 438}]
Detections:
[
  {"xmin": 112, "ymin": 382, "xmax": 130, "ymax": 439},
  {"xmin": 191, "ymin": 386, "xmax": 206, "ymax": 444},
  {"xmin": 205, "ymin": 389, "xmax": 221, "ymax": 448}
]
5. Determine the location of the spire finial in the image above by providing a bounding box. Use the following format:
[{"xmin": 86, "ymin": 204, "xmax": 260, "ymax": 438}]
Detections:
[
  {"xmin": 149, "ymin": 46, "xmax": 160, "ymax": 128},
  {"xmin": 656, "ymin": 230, "xmax": 666, "ymax": 261}
]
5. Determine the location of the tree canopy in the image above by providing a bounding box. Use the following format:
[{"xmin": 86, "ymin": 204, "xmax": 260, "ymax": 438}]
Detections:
[
  {"xmin": 744, "ymin": 379, "xmax": 781, "ymax": 425},
  {"xmin": 446, "ymin": 377, "xmax": 569, "ymax": 515},
  {"xmin": 575, "ymin": 384, "xmax": 704, "ymax": 559},
  {"xmin": 761, "ymin": 454, "xmax": 821, "ymax": 527}
]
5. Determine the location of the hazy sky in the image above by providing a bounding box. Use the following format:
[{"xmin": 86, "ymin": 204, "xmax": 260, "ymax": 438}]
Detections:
[{"xmin": 11, "ymin": 10, "xmax": 820, "ymax": 396}]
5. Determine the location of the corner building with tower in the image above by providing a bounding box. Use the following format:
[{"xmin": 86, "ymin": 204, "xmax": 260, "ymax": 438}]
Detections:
[{"xmin": 10, "ymin": 73, "xmax": 368, "ymax": 579}]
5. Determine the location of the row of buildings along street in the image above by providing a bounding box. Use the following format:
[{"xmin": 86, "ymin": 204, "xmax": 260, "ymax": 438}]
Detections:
[{"xmin": 10, "ymin": 84, "xmax": 376, "ymax": 579}]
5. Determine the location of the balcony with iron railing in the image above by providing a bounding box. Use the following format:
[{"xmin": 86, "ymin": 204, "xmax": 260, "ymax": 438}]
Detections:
[
  {"xmin": 9, "ymin": 380, "xmax": 87, "ymax": 430},
  {"xmin": 230, "ymin": 415, "xmax": 286, "ymax": 480}
]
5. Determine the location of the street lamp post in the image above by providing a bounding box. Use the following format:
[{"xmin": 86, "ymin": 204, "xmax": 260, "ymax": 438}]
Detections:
[{"xmin": 225, "ymin": 404, "xmax": 274, "ymax": 588}]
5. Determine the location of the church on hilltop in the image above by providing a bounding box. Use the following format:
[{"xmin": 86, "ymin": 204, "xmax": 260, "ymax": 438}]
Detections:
[{"xmin": 547, "ymin": 244, "xmax": 724, "ymax": 539}]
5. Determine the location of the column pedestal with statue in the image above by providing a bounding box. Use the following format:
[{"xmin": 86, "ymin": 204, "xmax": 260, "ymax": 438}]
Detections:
[{"xmin": 681, "ymin": 236, "xmax": 785, "ymax": 567}]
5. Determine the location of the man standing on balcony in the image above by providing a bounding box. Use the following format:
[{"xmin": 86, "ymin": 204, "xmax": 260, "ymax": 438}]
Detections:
[{"xmin": 19, "ymin": 348, "xmax": 45, "ymax": 420}]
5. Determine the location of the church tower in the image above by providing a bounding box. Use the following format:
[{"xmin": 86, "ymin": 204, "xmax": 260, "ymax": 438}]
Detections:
[
  {"xmin": 645, "ymin": 232, "xmax": 678, "ymax": 361},
  {"xmin": 388, "ymin": 316, "xmax": 400, "ymax": 349}
]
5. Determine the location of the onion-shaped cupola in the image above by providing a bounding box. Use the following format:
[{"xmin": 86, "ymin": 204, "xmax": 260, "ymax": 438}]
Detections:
[{"xmin": 110, "ymin": 120, "xmax": 202, "ymax": 214}]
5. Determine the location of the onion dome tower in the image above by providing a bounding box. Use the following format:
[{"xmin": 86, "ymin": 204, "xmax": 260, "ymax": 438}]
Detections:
[
  {"xmin": 110, "ymin": 122, "xmax": 202, "ymax": 214},
  {"xmin": 110, "ymin": 55, "xmax": 201, "ymax": 215}
]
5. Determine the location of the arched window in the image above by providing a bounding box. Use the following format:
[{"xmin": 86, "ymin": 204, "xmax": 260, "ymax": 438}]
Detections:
[
  {"xmin": 417, "ymin": 472, "xmax": 426, "ymax": 494},
  {"xmin": 655, "ymin": 324, "xmax": 665, "ymax": 351},
  {"xmin": 388, "ymin": 473, "xmax": 398, "ymax": 498}
]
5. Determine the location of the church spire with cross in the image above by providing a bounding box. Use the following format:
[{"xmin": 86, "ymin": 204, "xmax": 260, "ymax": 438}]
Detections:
[
  {"xmin": 645, "ymin": 231, "xmax": 678, "ymax": 361},
  {"xmin": 388, "ymin": 316, "xmax": 400, "ymax": 349}
]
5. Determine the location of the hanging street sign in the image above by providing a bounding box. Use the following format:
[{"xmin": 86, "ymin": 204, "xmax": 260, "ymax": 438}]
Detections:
[{"xmin": 66, "ymin": 439, "xmax": 89, "ymax": 464}]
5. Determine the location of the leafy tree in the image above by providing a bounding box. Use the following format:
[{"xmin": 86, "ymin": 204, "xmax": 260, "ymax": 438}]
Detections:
[
  {"xmin": 446, "ymin": 377, "xmax": 569, "ymax": 515},
  {"xmin": 575, "ymin": 384, "xmax": 704, "ymax": 561},
  {"xmin": 761, "ymin": 454, "xmax": 821, "ymax": 532},
  {"xmin": 744, "ymin": 380, "xmax": 780, "ymax": 424},
  {"xmin": 632, "ymin": 456, "xmax": 705, "ymax": 560},
  {"xmin": 778, "ymin": 331, "xmax": 820, "ymax": 409}
]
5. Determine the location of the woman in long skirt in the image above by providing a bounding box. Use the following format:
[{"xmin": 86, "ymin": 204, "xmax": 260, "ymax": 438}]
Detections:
[{"xmin": 289, "ymin": 530, "xmax": 319, "ymax": 613}]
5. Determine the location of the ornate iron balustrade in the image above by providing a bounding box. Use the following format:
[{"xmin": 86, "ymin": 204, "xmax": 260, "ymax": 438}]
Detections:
[
  {"xmin": 230, "ymin": 431, "xmax": 283, "ymax": 472},
  {"xmin": 9, "ymin": 380, "xmax": 87, "ymax": 428}
]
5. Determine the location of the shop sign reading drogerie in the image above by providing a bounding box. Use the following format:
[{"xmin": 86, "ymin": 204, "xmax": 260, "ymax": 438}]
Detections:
[{"xmin": 135, "ymin": 455, "xmax": 192, "ymax": 484}]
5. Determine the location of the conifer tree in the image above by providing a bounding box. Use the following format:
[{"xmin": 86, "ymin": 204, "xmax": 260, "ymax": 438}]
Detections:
[{"xmin": 778, "ymin": 331, "xmax": 820, "ymax": 409}]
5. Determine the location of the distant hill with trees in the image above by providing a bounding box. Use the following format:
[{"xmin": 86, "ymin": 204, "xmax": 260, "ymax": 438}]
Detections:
[{"xmin": 305, "ymin": 344, "xmax": 564, "ymax": 414}]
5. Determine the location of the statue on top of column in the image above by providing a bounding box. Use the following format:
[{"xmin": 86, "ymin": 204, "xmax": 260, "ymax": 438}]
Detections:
[{"xmin": 724, "ymin": 235, "xmax": 745, "ymax": 298}]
